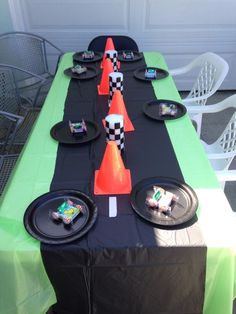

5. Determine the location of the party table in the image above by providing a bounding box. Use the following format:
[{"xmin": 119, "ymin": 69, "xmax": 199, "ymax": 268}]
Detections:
[{"xmin": 0, "ymin": 52, "xmax": 235, "ymax": 314}]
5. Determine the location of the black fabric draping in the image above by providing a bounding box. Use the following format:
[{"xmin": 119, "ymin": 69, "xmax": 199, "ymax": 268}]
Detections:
[{"xmin": 41, "ymin": 56, "xmax": 206, "ymax": 314}]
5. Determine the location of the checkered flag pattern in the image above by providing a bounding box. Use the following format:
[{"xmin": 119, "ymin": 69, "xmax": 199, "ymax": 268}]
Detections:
[
  {"xmin": 109, "ymin": 72, "xmax": 124, "ymax": 105},
  {"xmin": 105, "ymin": 50, "xmax": 119, "ymax": 72},
  {"xmin": 105, "ymin": 114, "xmax": 125, "ymax": 152}
]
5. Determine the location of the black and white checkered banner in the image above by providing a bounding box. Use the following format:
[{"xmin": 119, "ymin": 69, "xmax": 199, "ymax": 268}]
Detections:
[
  {"xmin": 105, "ymin": 50, "xmax": 119, "ymax": 72},
  {"xmin": 109, "ymin": 72, "xmax": 124, "ymax": 105},
  {"xmin": 105, "ymin": 114, "xmax": 125, "ymax": 152}
]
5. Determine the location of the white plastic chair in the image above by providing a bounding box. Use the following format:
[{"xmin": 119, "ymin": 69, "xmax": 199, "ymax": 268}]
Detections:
[
  {"xmin": 170, "ymin": 52, "xmax": 229, "ymax": 135},
  {"xmin": 189, "ymin": 94, "xmax": 236, "ymax": 189},
  {"xmin": 215, "ymin": 170, "xmax": 236, "ymax": 186}
]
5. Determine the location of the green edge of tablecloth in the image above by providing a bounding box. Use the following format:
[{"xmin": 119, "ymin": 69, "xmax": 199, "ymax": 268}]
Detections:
[
  {"xmin": 0, "ymin": 52, "xmax": 234, "ymax": 314},
  {"xmin": 0, "ymin": 53, "xmax": 74, "ymax": 314},
  {"xmin": 144, "ymin": 52, "xmax": 235, "ymax": 314}
]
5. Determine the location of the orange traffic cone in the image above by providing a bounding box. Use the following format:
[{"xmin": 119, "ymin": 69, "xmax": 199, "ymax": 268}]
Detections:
[
  {"xmin": 108, "ymin": 90, "xmax": 135, "ymax": 132},
  {"xmin": 101, "ymin": 37, "xmax": 115, "ymax": 68},
  {"xmin": 97, "ymin": 58, "xmax": 113, "ymax": 95},
  {"xmin": 94, "ymin": 141, "xmax": 132, "ymax": 195}
]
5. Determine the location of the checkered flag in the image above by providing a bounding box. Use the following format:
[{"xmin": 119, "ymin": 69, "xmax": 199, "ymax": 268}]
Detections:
[
  {"xmin": 105, "ymin": 114, "xmax": 125, "ymax": 152},
  {"xmin": 105, "ymin": 50, "xmax": 119, "ymax": 72},
  {"xmin": 109, "ymin": 72, "xmax": 124, "ymax": 106}
]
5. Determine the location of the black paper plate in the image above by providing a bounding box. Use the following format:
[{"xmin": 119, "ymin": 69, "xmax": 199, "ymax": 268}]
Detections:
[
  {"xmin": 118, "ymin": 51, "xmax": 143, "ymax": 63},
  {"xmin": 73, "ymin": 51, "xmax": 102, "ymax": 63},
  {"xmin": 50, "ymin": 120, "xmax": 100, "ymax": 144},
  {"xmin": 64, "ymin": 66, "xmax": 97, "ymax": 80},
  {"xmin": 143, "ymin": 99, "xmax": 187, "ymax": 121},
  {"xmin": 23, "ymin": 190, "xmax": 98, "ymax": 244},
  {"xmin": 134, "ymin": 67, "xmax": 169, "ymax": 82},
  {"xmin": 130, "ymin": 177, "xmax": 198, "ymax": 227}
]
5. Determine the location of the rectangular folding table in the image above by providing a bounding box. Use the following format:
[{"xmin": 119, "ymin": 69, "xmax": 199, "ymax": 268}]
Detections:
[{"xmin": 0, "ymin": 52, "xmax": 235, "ymax": 314}]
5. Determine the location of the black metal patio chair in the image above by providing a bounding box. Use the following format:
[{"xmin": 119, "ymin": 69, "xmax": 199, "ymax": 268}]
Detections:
[
  {"xmin": 0, "ymin": 65, "xmax": 40, "ymax": 153},
  {"xmin": 0, "ymin": 153, "xmax": 19, "ymax": 196},
  {"xmin": 0, "ymin": 31, "xmax": 63, "ymax": 107}
]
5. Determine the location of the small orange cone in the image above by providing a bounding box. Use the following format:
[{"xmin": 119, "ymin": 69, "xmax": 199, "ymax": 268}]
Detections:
[
  {"xmin": 97, "ymin": 58, "xmax": 113, "ymax": 95},
  {"xmin": 101, "ymin": 37, "xmax": 115, "ymax": 68},
  {"xmin": 108, "ymin": 90, "xmax": 135, "ymax": 132},
  {"xmin": 94, "ymin": 141, "xmax": 132, "ymax": 195}
]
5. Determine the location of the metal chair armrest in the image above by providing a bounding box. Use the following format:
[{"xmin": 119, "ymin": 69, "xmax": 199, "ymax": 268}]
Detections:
[
  {"xmin": 0, "ymin": 110, "xmax": 24, "ymax": 125},
  {"xmin": 0, "ymin": 63, "xmax": 47, "ymax": 82},
  {"xmin": 0, "ymin": 64, "xmax": 48, "ymax": 107}
]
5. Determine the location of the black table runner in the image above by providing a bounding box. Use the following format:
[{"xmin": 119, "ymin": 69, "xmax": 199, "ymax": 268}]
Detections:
[{"xmin": 42, "ymin": 55, "xmax": 206, "ymax": 314}]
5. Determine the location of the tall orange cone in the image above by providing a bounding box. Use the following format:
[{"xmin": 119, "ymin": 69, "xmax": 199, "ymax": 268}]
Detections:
[
  {"xmin": 101, "ymin": 37, "xmax": 115, "ymax": 68},
  {"xmin": 108, "ymin": 90, "xmax": 135, "ymax": 132},
  {"xmin": 94, "ymin": 141, "xmax": 132, "ymax": 195},
  {"xmin": 97, "ymin": 58, "xmax": 113, "ymax": 95}
]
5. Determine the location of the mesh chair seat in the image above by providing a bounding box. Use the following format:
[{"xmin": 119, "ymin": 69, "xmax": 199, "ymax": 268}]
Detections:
[{"xmin": 0, "ymin": 154, "xmax": 19, "ymax": 195}]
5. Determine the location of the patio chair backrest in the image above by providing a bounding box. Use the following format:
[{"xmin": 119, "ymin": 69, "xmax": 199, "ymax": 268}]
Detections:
[
  {"xmin": 88, "ymin": 35, "xmax": 139, "ymax": 52},
  {"xmin": 186, "ymin": 52, "xmax": 229, "ymax": 106},
  {"xmin": 216, "ymin": 111, "xmax": 236, "ymax": 170},
  {"xmin": 0, "ymin": 32, "xmax": 48, "ymax": 77},
  {"xmin": 0, "ymin": 154, "xmax": 19, "ymax": 195},
  {"xmin": 0, "ymin": 67, "xmax": 21, "ymax": 115}
]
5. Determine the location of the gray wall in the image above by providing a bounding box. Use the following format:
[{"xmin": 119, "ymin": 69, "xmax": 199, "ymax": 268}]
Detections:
[
  {"xmin": 4, "ymin": 0, "xmax": 236, "ymax": 89},
  {"xmin": 0, "ymin": 0, "xmax": 13, "ymax": 32}
]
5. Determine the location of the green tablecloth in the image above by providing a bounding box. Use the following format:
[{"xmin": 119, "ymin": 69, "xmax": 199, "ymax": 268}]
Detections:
[{"xmin": 0, "ymin": 52, "xmax": 235, "ymax": 314}]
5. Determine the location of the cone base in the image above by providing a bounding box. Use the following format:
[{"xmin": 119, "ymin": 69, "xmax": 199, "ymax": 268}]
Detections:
[
  {"xmin": 97, "ymin": 85, "xmax": 109, "ymax": 95},
  {"xmin": 94, "ymin": 169, "xmax": 132, "ymax": 195},
  {"xmin": 124, "ymin": 124, "xmax": 135, "ymax": 132}
]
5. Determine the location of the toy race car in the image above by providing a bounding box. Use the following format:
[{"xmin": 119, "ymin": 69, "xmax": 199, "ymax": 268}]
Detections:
[
  {"xmin": 71, "ymin": 64, "xmax": 87, "ymax": 75},
  {"xmin": 145, "ymin": 68, "xmax": 157, "ymax": 79},
  {"xmin": 52, "ymin": 199, "xmax": 84, "ymax": 225},
  {"xmin": 69, "ymin": 119, "xmax": 87, "ymax": 134},
  {"xmin": 82, "ymin": 50, "xmax": 95, "ymax": 60},
  {"xmin": 122, "ymin": 50, "xmax": 134, "ymax": 60},
  {"xmin": 159, "ymin": 103, "xmax": 178, "ymax": 116},
  {"xmin": 146, "ymin": 186, "xmax": 178, "ymax": 214}
]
